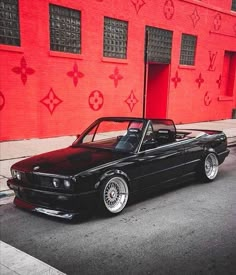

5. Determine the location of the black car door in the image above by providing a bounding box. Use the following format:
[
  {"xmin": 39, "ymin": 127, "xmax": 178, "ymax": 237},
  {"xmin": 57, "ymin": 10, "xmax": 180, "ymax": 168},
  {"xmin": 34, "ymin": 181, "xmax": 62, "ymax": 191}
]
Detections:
[
  {"xmin": 133, "ymin": 122, "xmax": 185, "ymax": 190},
  {"xmin": 135, "ymin": 142, "xmax": 185, "ymax": 190}
]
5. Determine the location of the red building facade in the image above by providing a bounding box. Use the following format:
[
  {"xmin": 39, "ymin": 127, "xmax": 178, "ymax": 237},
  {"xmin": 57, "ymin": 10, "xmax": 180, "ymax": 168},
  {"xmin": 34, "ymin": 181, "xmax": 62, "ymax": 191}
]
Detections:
[{"xmin": 0, "ymin": 0, "xmax": 236, "ymax": 141}]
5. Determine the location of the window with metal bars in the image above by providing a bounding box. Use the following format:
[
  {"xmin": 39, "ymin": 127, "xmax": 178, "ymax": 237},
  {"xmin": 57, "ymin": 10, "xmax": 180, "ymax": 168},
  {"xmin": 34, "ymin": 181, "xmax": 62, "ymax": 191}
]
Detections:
[
  {"xmin": 0, "ymin": 0, "xmax": 20, "ymax": 46},
  {"xmin": 180, "ymin": 34, "xmax": 197, "ymax": 66},
  {"xmin": 103, "ymin": 17, "xmax": 128, "ymax": 59},
  {"xmin": 232, "ymin": 0, "xmax": 236, "ymax": 11},
  {"xmin": 49, "ymin": 4, "xmax": 81, "ymax": 54},
  {"xmin": 145, "ymin": 26, "xmax": 173, "ymax": 64}
]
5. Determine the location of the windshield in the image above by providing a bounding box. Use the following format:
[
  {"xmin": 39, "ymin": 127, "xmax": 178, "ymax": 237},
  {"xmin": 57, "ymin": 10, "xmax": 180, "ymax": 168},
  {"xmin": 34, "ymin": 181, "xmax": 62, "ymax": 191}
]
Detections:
[{"xmin": 73, "ymin": 118, "xmax": 145, "ymax": 152}]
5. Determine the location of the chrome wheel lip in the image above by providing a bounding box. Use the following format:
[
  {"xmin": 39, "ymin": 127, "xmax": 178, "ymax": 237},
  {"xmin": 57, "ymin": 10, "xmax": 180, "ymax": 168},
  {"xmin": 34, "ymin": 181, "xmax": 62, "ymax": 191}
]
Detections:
[
  {"xmin": 204, "ymin": 153, "xmax": 219, "ymax": 180},
  {"xmin": 103, "ymin": 177, "xmax": 129, "ymax": 214}
]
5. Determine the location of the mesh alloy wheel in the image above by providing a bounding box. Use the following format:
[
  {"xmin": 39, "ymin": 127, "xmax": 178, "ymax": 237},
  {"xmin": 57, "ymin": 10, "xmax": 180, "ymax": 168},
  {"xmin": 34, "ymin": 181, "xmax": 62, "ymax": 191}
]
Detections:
[
  {"xmin": 102, "ymin": 176, "xmax": 129, "ymax": 214},
  {"xmin": 204, "ymin": 153, "xmax": 219, "ymax": 181}
]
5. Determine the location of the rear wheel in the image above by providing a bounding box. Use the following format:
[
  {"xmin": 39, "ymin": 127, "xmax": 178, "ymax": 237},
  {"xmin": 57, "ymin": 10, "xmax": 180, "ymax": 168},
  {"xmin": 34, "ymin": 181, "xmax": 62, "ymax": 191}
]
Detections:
[
  {"xmin": 199, "ymin": 152, "xmax": 219, "ymax": 182},
  {"xmin": 100, "ymin": 176, "xmax": 129, "ymax": 215}
]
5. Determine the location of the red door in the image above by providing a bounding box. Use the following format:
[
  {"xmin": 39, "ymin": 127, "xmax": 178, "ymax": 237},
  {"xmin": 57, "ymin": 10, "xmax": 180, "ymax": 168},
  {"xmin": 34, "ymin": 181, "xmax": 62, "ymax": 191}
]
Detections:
[{"xmin": 145, "ymin": 64, "xmax": 170, "ymax": 119}]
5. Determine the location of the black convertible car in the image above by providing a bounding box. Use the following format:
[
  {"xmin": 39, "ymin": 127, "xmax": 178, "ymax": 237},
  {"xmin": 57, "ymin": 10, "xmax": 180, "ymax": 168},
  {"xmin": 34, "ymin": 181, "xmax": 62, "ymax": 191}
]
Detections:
[{"xmin": 8, "ymin": 117, "xmax": 229, "ymax": 219}]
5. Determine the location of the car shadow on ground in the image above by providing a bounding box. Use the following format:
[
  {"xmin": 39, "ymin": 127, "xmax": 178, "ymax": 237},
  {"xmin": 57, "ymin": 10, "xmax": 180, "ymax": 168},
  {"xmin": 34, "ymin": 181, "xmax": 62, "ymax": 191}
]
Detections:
[{"xmin": 75, "ymin": 175, "xmax": 200, "ymax": 223}]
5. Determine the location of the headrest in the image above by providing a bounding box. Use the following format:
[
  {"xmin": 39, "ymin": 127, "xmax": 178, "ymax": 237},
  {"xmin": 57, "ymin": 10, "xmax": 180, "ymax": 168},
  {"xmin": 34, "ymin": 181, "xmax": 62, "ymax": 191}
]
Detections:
[
  {"xmin": 156, "ymin": 129, "xmax": 175, "ymax": 142},
  {"xmin": 128, "ymin": 128, "xmax": 141, "ymax": 134},
  {"xmin": 157, "ymin": 129, "xmax": 170, "ymax": 135}
]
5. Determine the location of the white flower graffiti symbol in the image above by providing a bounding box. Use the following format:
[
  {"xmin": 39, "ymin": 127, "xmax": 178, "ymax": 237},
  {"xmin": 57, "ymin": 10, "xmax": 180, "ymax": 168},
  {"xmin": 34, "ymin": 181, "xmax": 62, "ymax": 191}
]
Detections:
[{"xmin": 89, "ymin": 90, "xmax": 104, "ymax": 111}]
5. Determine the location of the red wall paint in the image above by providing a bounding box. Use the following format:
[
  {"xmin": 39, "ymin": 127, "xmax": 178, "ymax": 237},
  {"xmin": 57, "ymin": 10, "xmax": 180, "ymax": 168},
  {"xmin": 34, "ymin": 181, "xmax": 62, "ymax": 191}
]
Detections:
[{"xmin": 0, "ymin": 0, "xmax": 236, "ymax": 141}]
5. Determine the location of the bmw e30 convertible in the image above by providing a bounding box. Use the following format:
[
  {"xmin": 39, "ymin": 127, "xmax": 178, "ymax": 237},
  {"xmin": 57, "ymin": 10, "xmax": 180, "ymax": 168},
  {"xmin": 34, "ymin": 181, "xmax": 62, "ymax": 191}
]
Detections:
[{"xmin": 7, "ymin": 117, "xmax": 229, "ymax": 219}]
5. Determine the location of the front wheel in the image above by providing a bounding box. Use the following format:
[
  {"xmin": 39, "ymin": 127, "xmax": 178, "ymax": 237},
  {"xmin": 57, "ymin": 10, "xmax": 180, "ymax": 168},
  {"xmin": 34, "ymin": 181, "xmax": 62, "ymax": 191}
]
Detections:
[
  {"xmin": 100, "ymin": 176, "xmax": 129, "ymax": 215},
  {"xmin": 199, "ymin": 152, "xmax": 219, "ymax": 182}
]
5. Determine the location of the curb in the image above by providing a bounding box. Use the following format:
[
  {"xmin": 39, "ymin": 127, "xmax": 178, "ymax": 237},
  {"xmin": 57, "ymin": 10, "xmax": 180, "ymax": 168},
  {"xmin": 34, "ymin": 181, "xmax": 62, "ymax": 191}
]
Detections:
[
  {"xmin": 0, "ymin": 190, "xmax": 14, "ymax": 205},
  {"xmin": 0, "ymin": 189, "xmax": 13, "ymax": 197},
  {"xmin": 227, "ymin": 137, "xmax": 236, "ymax": 147},
  {"xmin": 0, "ymin": 241, "xmax": 66, "ymax": 275}
]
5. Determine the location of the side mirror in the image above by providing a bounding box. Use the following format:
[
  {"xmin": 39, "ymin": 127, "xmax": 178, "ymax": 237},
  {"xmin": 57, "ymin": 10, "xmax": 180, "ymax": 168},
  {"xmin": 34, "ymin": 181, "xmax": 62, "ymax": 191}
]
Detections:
[{"xmin": 76, "ymin": 134, "xmax": 80, "ymax": 139}]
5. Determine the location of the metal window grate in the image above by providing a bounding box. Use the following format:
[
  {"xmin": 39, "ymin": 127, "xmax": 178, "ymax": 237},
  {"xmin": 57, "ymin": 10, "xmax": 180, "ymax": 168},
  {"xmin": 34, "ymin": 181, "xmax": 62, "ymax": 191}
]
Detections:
[
  {"xmin": 103, "ymin": 17, "xmax": 128, "ymax": 59},
  {"xmin": 0, "ymin": 0, "xmax": 20, "ymax": 46},
  {"xmin": 146, "ymin": 26, "xmax": 173, "ymax": 64},
  {"xmin": 49, "ymin": 4, "xmax": 81, "ymax": 54},
  {"xmin": 180, "ymin": 34, "xmax": 197, "ymax": 66},
  {"xmin": 232, "ymin": 0, "xmax": 236, "ymax": 11}
]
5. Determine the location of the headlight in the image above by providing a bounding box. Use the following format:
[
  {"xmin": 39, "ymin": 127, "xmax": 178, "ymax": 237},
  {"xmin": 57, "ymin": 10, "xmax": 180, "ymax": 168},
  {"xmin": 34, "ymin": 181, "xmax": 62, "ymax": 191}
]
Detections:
[
  {"xmin": 52, "ymin": 178, "xmax": 73, "ymax": 189},
  {"xmin": 11, "ymin": 169, "xmax": 17, "ymax": 178},
  {"xmin": 11, "ymin": 169, "xmax": 21, "ymax": 180},
  {"xmin": 63, "ymin": 180, "xmax": 71, "ymax": 189},
  {"xmin": 52, "ymin": 178, "xmax": 60, "ymax": 188},
  {"xmin": 16, "ymin": 171, "xmax": 21, "ymax": 180}
]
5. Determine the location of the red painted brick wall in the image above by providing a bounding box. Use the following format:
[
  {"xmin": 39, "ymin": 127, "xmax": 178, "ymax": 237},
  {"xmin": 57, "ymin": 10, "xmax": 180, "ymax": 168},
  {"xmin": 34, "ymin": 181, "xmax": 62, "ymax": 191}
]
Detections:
[{"xmin": 0, "ymin": 0, "xmax": 235, "ymax": 141}]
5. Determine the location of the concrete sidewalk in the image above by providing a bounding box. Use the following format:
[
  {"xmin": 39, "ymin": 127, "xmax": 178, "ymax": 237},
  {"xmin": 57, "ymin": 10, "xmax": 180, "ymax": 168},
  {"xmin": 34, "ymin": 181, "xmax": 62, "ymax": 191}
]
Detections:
[
  {"xmin": 0, "ymin": 119, "xmax": 236, "ymax": 197},
  {"xmin": 177, "ymin": 119, "xmax": 236, "ymax": 146},
  {"xmin": 0, "ymin": 241, "xmax": 66, "ymax": 275}
]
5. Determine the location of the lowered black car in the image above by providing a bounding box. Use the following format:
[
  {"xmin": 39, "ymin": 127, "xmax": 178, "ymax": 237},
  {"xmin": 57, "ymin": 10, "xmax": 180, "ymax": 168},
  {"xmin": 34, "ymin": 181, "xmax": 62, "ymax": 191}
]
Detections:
[{"xmin": 7, "ymin": 117, "xmax": 229, "ymax": 219}]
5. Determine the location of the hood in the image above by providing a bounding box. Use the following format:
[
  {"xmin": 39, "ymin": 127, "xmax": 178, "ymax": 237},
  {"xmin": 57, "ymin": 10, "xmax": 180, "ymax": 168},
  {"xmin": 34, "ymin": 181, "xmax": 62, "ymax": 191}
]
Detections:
[{"xmin": 12, "ymin": 146, "xmax": 127, "ymax": 176}]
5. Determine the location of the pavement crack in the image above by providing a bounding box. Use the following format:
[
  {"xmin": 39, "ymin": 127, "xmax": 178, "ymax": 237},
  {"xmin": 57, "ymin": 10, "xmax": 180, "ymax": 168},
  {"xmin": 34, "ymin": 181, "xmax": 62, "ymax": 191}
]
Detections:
[
  {"xmin": 0, "ymin": 156, "xmax": 31, "ymax": 161},
  {"xmin": 0, "ymin": 175, "xmax": 10, "ymax": 179}
]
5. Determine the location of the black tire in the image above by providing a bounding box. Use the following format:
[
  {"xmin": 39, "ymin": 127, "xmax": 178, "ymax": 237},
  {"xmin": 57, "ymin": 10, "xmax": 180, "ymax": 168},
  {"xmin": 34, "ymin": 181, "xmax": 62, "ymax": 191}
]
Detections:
[
  {"xmin": 99, "ymin": 176, "xmax": 129, "ymax": 215},
  {"xmin": 198, "ymin": 152, "xmax": 219, "ymax": 182}
]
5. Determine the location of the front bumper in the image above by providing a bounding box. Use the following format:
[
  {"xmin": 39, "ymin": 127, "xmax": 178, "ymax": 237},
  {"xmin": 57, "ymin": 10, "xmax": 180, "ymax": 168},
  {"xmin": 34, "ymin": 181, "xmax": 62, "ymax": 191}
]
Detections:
[{"xmin": 7, "ymin": 179, "xmax": 97, "ymax": 219}]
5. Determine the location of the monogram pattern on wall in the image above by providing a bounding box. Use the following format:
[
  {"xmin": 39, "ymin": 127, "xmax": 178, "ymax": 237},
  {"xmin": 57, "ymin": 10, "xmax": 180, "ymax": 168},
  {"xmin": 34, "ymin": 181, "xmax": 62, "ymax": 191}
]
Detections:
[
  {"xmin": 124, "ymin": 90, "xmax": 138, "ymax": 112},
  {"xmin": 131, "ymin": 0, "xmax": 146, "ymax": 14},
  {"xmin": 204, "ymin": 91, "xmax": 212, "ymax": 106},
  {"xmin": 171, "ymin": 71, "xmax": 181, "ymax": 88},
  {"xmin": 0, "ymin": 91, "xmax": 5, "ymax": 111},
  {"xmin": 2, "ymin": 0, "xmax": 235, "ymax": 142},
  {"xmin": 190, "ymin": 8, "xmax": 200, "ymax": 28},
  {"xmin": 40, "ymin": 88, "xmax": 63, "ymax": 115},
  {"xmin": 67, "ymin": 62, "xmax": 84, "ymax": 87},
  {"xmin": 213, "ymin": 13, "xmax": 222, "ymax": 31},
  {"xmin": 12, "ymin": 57, "xmax": 35, "ymax": 85},
  {"xmin": 196, "ymin": 73, "xmax": 204, "ymax": 88},
  {"xmin": 109, "ymin": 67, "xmax": 123, "ymax": 88},
  {"xmin": 208, "ymin": 51, "xmax": 218, "ymax": 71},
  {"xmin": 163, "ymin": 0, "xmax": 174, "ymax": 20},
  {"xmin": 216, "ymin": 75, "xmax": 222, "ymax": 88},
  {"xmin": 89, "ymin": 90, "xmax": 104, "ymax": 111}
]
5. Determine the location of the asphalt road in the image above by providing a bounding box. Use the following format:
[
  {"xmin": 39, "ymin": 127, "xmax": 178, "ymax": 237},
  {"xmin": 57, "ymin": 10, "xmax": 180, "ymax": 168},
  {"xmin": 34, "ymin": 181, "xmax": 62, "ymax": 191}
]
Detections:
[{"xmin": 1, "ymin": 147, "xmax": 236, "ymax": 275}]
